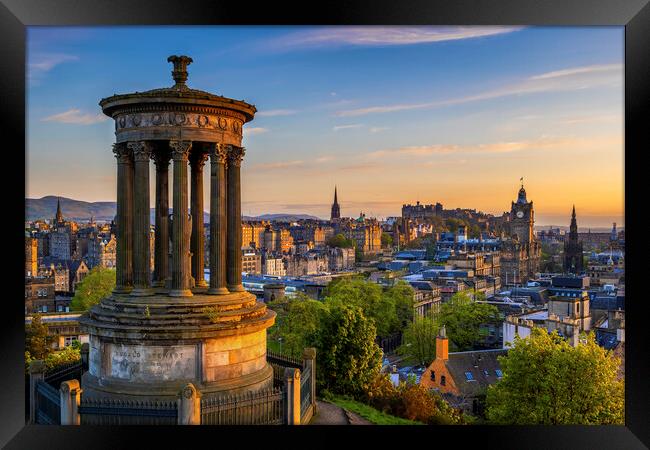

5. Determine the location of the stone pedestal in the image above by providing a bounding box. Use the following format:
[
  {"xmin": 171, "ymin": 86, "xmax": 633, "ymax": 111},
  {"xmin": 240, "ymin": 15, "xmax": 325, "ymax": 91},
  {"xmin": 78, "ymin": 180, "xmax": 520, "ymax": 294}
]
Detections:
[{"xmin": 79, "ymin": 291, "xmax": 275, "ymax": 402}]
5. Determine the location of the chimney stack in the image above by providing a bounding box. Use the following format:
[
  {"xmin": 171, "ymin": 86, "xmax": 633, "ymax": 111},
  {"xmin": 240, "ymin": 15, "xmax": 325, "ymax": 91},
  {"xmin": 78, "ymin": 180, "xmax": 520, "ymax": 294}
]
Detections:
[{"xmin": 436, "ymin": 325, "xmax": 449, "ymax": 361}]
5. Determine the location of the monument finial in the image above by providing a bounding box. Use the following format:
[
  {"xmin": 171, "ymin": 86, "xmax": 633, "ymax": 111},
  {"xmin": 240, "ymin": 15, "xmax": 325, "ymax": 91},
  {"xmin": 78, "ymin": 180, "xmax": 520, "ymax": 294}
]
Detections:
[{"xmin": 167, "ymin": 55, "xmax": 193, "ymax": 89}]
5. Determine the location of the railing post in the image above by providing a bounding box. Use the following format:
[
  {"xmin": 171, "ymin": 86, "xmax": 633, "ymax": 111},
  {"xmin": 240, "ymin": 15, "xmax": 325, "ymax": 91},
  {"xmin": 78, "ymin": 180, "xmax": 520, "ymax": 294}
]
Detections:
[
  {"xmin": 29, "ymin": 360, "xmax": 45, "ymax": 424},
  {"xmin": 178, "ymin": 383, "xmax": 201, "ymax": 425},
  {"xmin": 80, "ymin": 343, "xmax": 89, "ymax": 372},
  {"xmin": 302, "ymin": 347, "xmax": 317, "ymax": 414},
  {"xmin": 60, "ymin": 379, "xmax": 82, "ymax": 425},
  {"xmin": 284, "ymin": 368, "xmax": 301, "ymax": 425}
]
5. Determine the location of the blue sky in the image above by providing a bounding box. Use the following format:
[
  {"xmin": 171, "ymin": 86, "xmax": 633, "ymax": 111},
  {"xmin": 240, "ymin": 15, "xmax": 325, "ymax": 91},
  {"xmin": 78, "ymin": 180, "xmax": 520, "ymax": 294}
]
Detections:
[{"xmin": 27, "ymin": 26, "xmax": 624, "ymax": 226}]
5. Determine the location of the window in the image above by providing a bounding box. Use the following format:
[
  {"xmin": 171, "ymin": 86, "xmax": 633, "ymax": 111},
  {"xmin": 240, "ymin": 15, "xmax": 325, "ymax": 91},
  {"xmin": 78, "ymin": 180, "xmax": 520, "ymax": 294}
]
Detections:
[
  {"xmin": 440, "ymin": 375, "xmax": 446, "ymax": 386},
  {"xmin": 464, "ymin": 371, "xmax": 474, "ymax": 381},
  {"xmin": 430, "ymin": 370, "xmax": 435, "ymax": 382},
  {"xmin": 484, "ymin": 370, "xmax": 489, "ymax": 376},
  {"xmin": 495, "ymin": 369, "xmax": 503, "ymax": 378}
]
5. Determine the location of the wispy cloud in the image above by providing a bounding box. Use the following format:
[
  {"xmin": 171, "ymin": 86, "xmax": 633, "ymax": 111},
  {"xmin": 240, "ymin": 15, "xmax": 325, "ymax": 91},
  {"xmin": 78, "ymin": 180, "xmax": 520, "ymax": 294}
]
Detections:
[
  {"xmin": 333, "ymin": 124, "xmax": 363, "ymax": 131},
  {"xmin": 28, "ymin": 53, "xmax": 79, "ymax": 83},
  {"xmin": 370, "ymin": 127, "xmax": 389, "ymax": 133},
  {"xmin": 368, "ymin": 135, "xmax": 621, "ymax": 158},
  {"xmin": 267, "ymin": 26, "xmax": 523, "ymax": 50},
  {"xmin": 256, "ymin": 109, "xmax": 298, "ymax": 117},
  {"xmin": 245, "ymin": 127, "xmax": 269, "ymax": 135},
  {"xmin": 336, "ymin": 63, "xmax": 622, "ymax": 117},
  {"xmin": 560, "ymin": 113, "xmax": 620, "ymax": 125},
  {"xmin": 315, "ymin": 156, "xmax": 334, "ymax": 163},
  {"xmin": 250, "ymin": 160, "xmax": 305, "ymax": 170},
  {"xmin": 41, "ymin": 109, "xmax": 108, "ymax": 125}
]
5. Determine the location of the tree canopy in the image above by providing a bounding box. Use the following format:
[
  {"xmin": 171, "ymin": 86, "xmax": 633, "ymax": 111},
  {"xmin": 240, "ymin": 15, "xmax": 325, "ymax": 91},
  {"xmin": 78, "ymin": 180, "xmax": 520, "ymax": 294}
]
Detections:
[
  {"xmin": 25, "ymin": 313, "xmax": 54, "ymax": 361},
  {"xmin": 316, "ymin": 304, "xmax": 383, "ymax": 396},
  {"xmin": 326, "ymin": 233, "xmax": 355, "ymax": 249},
  {"xmin": 438, "ymin": 291, "xmax": 500, "ymax": 351},
  {"xmin": 324, "ymin": 278, "xmax": 413, "ymax": 337},
  {"xmin": 70, "ymin": 266, "xmax": 116, "ymax": 311},
  {"xmin": 270, "ymin": 293, "xmax": 328, "ymax": 358},
  {"xmin": 398, "ymin": 316, "xmax": 439, "ymax": 366},
  {"xmin": 486, "ymin": 328, "xmax": 624, "ymax": 424}
]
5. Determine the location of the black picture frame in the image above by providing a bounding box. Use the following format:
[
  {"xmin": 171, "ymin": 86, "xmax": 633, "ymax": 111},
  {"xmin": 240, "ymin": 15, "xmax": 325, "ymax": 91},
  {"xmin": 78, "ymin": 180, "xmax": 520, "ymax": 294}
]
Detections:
[{"xmin": 2, "ymin": 0, "xmax": 647, "ymax": 448}]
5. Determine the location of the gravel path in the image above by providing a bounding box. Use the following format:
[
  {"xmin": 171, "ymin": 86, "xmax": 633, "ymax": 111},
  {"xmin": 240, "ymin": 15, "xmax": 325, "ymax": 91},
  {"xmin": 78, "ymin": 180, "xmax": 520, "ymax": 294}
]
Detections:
[{"xmin": 308, "ymin": 400, "xmax": 373, "ymax": 425}]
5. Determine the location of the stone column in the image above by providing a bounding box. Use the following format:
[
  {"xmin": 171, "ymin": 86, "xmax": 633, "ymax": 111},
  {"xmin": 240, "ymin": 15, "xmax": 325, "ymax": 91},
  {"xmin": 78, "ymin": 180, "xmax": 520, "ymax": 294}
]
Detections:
[
  {"xmin": 169, "ymin": 140, "xmax": 193, "ymax": 297},
  {"xmin": 152, "ymin": 148, "xmax": 171, "ymax": 289},
  {"xmin": 226, "ymin": 146, "xmax": 245, "ymax": 292},
  {"xmin": 284, "ymin": 367, "xmax": 301, "ymax": 425},
  {"xmin": 208, "ymin": 143, "xmax": 229, "ymax": 295},
  {"xmin": 112, "ymin": 143, "xmax": 134, "ymax": 294},
  {"xmin": 178, "ymin": 383, "xmax": 201, "ymax": 425},
  {"xmin": 128, "ymin": 141, "xmax": 153, "ymax": 296},
  {"xmin": 190, "ymin": 149, "xmax": 208, "ymax": 288},
  {"xmin": 60, "ymin": 379, "xmax": 82, "ymax": 425}
]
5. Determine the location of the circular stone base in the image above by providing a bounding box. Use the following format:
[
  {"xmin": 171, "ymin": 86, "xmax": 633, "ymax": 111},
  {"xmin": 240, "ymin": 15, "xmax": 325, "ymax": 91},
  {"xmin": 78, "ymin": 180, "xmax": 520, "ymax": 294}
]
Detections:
[{"xmin": 78, "ymin": 291, "xmax": 276, "ymax": 402}]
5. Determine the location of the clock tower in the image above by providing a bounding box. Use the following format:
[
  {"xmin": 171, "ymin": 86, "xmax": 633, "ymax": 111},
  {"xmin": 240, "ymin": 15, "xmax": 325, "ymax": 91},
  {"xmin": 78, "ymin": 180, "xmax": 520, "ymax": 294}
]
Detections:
[{"xmin": 509, "ymin": 182, "xmax": 534, "ymax": 244}]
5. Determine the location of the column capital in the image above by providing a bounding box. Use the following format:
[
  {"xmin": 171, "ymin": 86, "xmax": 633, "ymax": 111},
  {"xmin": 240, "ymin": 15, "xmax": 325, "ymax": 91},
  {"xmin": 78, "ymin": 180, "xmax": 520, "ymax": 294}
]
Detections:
[
  {"xmin": 112, "ymin": 143, "xmax": 131, "ymax": 163},
  {"xmin": 227, "ymin": 145, "xmax": 245, "ymax": 167},
  {"xmin": 151, "ymin": 148, "xmax": 171, "ymax": 167},
  {"xmin": 208, "ymin": 143, "xmax": 229, "ymax": 164},
  {"xmin": 190, "ymin": 150, "xmax": 209, "ymax": 169},
  {"xmin": 170, "ymin": 140, "xmax": 192, "ymax": 161},
  {"xmin": 127, "ymin": 141, "xmax": 154, "ymax": 162}
]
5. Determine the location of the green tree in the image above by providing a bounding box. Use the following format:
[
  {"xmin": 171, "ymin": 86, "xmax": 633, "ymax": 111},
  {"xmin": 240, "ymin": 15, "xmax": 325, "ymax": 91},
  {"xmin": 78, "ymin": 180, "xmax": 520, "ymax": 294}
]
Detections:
[
  {"xmin": 316, "ymin": 304, "xmax": 383, "ymax": 396},
  {"xmin": 486, "ymin": 328, "xmax": 624, "ymax": 424},
  {"xmin": 272, "ymin": 294, "xmax": 328, "ymax": 358},
  {"xmin": 381, "ymin": 232, "xmax": 393, "ymax": 248},
  {"xmin": 438, "ymin": 291, "xmax": 500, "ymax": 351},
  {"xmin": 325, "ymin": 278, "xmax": 397, "ymax": 337},
  {"xmin": 398, "ymin": 316, "xmax": 439, "ymax": 366},
  {"xmin": 327, "ymin": 233, "xmax": 355, "ymax": 248},
  {"xmin": 25, "ymin": 313, "xmax": 54, "ymax": 361},
  {"xmin": 70, "ymin": 266, "xmax": 116, "ymax": 311},
  {"xmin": 384, "ymin": 281, "xmax": 415, "ymax": 331}
]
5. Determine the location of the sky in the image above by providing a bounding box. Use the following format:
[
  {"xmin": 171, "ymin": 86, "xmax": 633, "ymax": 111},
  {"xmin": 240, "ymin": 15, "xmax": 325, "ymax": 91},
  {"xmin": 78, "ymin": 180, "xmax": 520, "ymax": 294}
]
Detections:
[{"xmin": 26, "ymin": 26, "xmax": 624, "ymax": 227}]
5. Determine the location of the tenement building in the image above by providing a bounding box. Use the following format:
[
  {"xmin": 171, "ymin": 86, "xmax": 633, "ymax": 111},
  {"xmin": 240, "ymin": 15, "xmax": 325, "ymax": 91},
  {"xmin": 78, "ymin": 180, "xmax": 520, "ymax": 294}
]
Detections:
[
  {"xmin": 79, "ymin": 56, "xmax": 276, "ymax": 403},
  {"xmin": 500, "ymin": 183, "xmax": 541, "ymax": 285}
]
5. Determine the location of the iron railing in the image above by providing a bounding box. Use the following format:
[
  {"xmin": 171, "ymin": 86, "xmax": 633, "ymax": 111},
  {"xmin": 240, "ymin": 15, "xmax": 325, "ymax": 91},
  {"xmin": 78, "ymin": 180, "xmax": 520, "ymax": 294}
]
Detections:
[
  {"xmin": 266, "ymin": 350, "xmax": 302, "ymax": 387},
  {"xmin": 44, "ymin": 360, "xmax": 83, "ymax": 389},
  {"xmin": 300, "ymin": 366, "xmax": 312, "ymax": 421},
  {"xmin": 35, "ymin": 380, "xmax": 61, "ymax": 425},
  {"xmin": 201, "ymin": 387, "xmax": 285, "ymax": 425},
  {"xmin": 78, "ymin": 397, "xmax": 178, "ymax": 425}
]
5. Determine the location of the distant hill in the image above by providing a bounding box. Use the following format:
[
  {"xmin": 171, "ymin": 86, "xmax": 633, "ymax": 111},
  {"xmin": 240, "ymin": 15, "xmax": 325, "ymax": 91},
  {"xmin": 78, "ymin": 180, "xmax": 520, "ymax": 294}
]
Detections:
[
  {"xmin": 26, "ymin": 196, "xmax": 321, "ymax": 223},
  {"xmin": 247, "ymin": 213, "xmax": 322, "ymax": 222},
  {"xmin": 26, "ymin": 196, "xmax": 117, "ymax": 222}
]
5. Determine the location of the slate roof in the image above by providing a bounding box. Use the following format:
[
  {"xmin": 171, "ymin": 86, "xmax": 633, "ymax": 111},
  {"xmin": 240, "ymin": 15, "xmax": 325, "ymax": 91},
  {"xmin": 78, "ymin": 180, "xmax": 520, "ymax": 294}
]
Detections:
[
  {"xmin": 595, "ymin": 330, "xmax": 619, "ymax": 350},
  {"xmin": 444, "ymin": 349, "xmax": 507, "ymax": 396},
  {"xmin": 590, "ymin": 296, "xmax": 625, "ymax": 311}
]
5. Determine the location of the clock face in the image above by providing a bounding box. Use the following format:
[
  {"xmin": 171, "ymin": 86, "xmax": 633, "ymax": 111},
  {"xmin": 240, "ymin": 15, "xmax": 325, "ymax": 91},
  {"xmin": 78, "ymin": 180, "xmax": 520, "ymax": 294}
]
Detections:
[{"xmin": 516, "ymin": 211, "xmax": 524, "ymax": 218}]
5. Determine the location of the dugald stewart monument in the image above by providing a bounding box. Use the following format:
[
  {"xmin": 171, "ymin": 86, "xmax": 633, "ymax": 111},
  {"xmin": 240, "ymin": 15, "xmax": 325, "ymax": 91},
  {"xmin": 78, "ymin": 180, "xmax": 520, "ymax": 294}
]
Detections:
[{"xmin": 79, "ymin": 56, "xmax": 276, "ymax": 402}]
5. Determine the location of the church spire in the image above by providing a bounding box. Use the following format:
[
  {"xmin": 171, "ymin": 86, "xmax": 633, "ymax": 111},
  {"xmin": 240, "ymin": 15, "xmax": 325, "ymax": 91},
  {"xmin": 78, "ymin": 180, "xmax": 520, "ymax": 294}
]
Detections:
[
  {"xmin": 330, "ymin": 185, "xmax": 341, "ymax": 221},
  {"xmin": 55, "ymin": 197, "xmax": 64, "ymax": 224}
]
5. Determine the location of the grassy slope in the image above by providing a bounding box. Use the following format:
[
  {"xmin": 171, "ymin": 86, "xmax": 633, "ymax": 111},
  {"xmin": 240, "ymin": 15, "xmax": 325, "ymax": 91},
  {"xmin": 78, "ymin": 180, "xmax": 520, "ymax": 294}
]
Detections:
[{"xmin": 328, "ymin": 396, "xmax": 423, "ymax": 425}]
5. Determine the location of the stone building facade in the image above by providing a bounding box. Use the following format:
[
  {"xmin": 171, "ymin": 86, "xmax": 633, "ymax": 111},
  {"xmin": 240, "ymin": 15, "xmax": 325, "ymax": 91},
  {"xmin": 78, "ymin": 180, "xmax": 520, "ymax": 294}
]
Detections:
[{"xmin": 500, "ymin": 184, "xmax": 541, "ymax": 285}]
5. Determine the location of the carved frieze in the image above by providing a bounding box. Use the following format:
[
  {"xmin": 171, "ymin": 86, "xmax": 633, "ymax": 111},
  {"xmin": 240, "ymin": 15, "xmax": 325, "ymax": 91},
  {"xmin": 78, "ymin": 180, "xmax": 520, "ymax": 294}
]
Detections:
[{"xmin": 115, "ymin": 112, "xmax": 244, "ymax": 136}]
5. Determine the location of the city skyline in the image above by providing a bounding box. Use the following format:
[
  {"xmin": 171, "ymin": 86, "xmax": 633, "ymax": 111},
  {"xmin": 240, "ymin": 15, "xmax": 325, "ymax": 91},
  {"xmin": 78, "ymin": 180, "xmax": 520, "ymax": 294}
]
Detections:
[{"xmin": 27, "ymin": 26, "xmax": 624, "ymax": 227}]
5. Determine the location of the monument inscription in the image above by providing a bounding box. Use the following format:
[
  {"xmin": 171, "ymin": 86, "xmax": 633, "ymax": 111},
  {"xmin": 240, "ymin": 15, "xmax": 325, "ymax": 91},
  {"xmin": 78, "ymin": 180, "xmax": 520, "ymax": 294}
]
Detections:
[{"xmin": 107, "ymin": 343, "xmax": 198, "ymax": 382}]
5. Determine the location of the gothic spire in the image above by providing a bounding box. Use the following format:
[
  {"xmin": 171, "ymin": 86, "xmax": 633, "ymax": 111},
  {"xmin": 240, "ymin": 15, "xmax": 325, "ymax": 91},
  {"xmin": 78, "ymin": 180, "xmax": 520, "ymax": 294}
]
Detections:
[
  {"xmin": 334, "ymin": 185, "xmax": 338, "ymax": 205},
  {"xmin": 55, "ymin": 197, "xmax": 64, "ymax": 224}
]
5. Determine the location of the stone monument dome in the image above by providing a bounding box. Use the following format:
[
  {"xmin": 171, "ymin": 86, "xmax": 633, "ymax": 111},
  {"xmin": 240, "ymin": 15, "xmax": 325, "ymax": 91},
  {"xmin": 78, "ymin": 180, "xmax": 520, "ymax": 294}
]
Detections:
[{"xmin": 80, "ymin": 56, "xmax": 276, "ymax": 402}]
